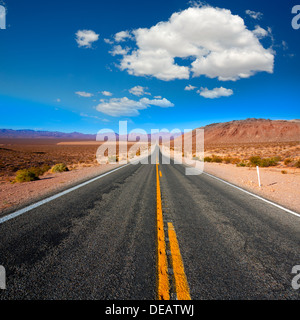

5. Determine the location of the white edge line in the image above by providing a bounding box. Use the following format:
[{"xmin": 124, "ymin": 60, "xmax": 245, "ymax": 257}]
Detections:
[
  {"xmin": 0, "ymin": 163, "xmax": 132, "ymax": 225},
  {"xmin": 202, "ymin": 171, "xmax": 300, "ymax": 219},
  {"xmin": 160, "ymin": 148, "xmax": 300, "ymax": 219},
  {"xmin": 0, "ymin": 151, "xmax": 154, "ymax": 225}
]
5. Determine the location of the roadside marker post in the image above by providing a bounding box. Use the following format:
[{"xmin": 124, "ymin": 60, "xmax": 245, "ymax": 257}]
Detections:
[{"xmin": 256, "ymin": 166, "xmax": 261, "ymax": 188}]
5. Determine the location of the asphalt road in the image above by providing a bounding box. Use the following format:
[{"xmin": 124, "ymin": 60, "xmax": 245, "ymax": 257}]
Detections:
[{"xmin": 0, "ymin": 149, "xmax": 299, "ymax": 299}]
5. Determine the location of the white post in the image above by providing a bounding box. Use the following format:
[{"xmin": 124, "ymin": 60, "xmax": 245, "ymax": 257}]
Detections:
[{"xmin": 256, "ymin": 166, "xmax": 261, "ymax": 188}]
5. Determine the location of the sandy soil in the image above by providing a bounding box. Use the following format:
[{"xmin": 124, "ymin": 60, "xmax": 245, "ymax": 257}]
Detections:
[
  {"xmin": 0, "ymin": 163, "xmax": 122, "ymax": 215},
  {"xmin": 203, "ymin": 162, "xmax": 300, "ymax": 213},
  {"xmin": 163, "ymin": 147, "xmax": 300, "ymax": 214}
]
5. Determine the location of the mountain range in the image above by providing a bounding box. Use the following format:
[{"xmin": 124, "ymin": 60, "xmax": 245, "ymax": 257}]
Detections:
[{"xmin": 1, "ymin": 119, "xmax": 299, "ymax": 144}]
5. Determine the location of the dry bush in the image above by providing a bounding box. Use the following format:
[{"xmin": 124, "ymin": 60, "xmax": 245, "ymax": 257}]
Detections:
[
  {"xmin": 14, "ymin": 169, "xmax": 39, "ymax": 183},
  {"xmin": 51, "ymin": 163, "xmax": 69, "ymax": 173}
]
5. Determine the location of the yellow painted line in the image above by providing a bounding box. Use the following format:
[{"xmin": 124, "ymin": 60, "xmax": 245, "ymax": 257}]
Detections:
[
  {"xmin": 168, "ymin": 222, "xmax": 191, "ymax": 300},
  {"xmin": 159, "ymin": 170, "xmax": 162, "ymax": 177},
  {"xmin": 156, "ymin": 164, "xmax": 169, "ymax": 300}
]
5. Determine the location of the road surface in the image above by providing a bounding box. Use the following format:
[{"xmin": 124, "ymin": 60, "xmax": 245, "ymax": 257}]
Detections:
[{"xmin": 0, "ymin": 149, "xmax": 299, "ymax": 299}]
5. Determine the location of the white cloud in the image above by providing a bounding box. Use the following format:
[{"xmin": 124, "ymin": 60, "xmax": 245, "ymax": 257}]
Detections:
[
  {"xmin": 115, "ymin": 30, "xmax": 132, "ymax": 42},
  {"xmin": 101, "ymin": 91, "xmax": 113, "ymax": 96},
  {"xmin": 139, "ymin": 97, "xmax": 174, "ymax": 108},
  {"xmin": 282, "ymin": 41, "xmax": 288, "ymax": 51},
  {"xmin": 110, "ymin": 45, "xmax": 129, "ymax": 56},
  {"xmin": 95, "ymin": 97, "xmax": 174, "ymax": 117},
  {"xmin": 114, "ymin": 6, "xmax": 274, "ymax": 82},
  {"xmin": 56, "ymin": 98, "xmax": 61, "ymax": 102},
  {"xmin": 154, "ymin": 95, "xmax": 162, "ymax": 99},
  {"xmin": 76, "ymin": 30, "xmax": 99, "ymax": 48},
  {"xmin": 75, "ymin": 91, "xmax": 94, "ymax": 98},
  {"xmin": 184, "ymin": 84, "xmax": 197, "ymax": 91},
  {"xmin": 197, "ymin": 87, "xmax": 233, "ymax": 99},
  {"xmin": 129, "ymin": 86, "xmax": 151, "ymax": 96},
  {"xmin": 245, "ymin": 10, "xmax": 263, "ymax": 20},
  {"xmin": 104, "ymin": 38, "xmax": 114, "ymax": 44},
  {"xmin": 253, "ymin": 25, "xmax": 268, "ymax": 39}
]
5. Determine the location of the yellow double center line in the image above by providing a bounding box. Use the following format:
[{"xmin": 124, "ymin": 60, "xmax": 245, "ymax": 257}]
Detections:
[
  {"xmin": 156, "ymin": 163, "xmax": 191, "ymax": 300},
  {"xmin": 156, "ymin": 163, "xmax": 169, "ymax": 300}
]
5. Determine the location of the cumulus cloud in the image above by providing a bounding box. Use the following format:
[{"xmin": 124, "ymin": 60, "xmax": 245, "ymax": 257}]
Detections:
[
  {"xmin": 112, "ymin": 6, "xmax": 273, "ymax": 81},
  {"xmin": 76, "ymin": 30, "xmax": 99, "ymax": 48},
  {"xmin": 95, "ymin": 97, "xmax": 174, "ymax": 117},
  {"xmin": 245, "ymin": 10, "xmax": 263, "ymax": 20},
  {"xmin": 129, "ymin": 86, "xmax": 151, "ymax": 96},
  {"xmin": 253, "ymin": 25, "xmax": 269, "ymax": 39},
  {"xmin": 184, "ymin": 84, "xmax": 197, "ymax": 91},
  {"xmin": 114, "ymin": 30, "xmax": 132, "ymax": 42},
  {"xmin": 110, "ymin": 45, "xmax": 129, "ymax": 56},
  {"xmin": 101, "ymin": 91, "xmax": 113, "ymax": 96},
  {"xmin": 197, "ymin": 87, "xmax": 233, "ymax": 99},
  {"xmin": 75, "ymin": 91, "xmax": 94, "ymax": 98}
]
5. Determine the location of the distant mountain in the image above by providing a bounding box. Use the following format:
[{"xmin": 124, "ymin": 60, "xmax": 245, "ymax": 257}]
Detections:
[
  {"xmin": 175, "ymin": 118, "xmax": 300, "ymax": 147},
  {"xmin": 0, "ymin": 129, "xmax": 182, "ymax": 141},
  {"xmin": 0, "ymin": 129, "xmax": 96, "ymax": 140},
  {"xmin": 3, "ymin": 119, "xmax": 298, "ymax": 144},
  {"xmin": 203, "ymin": 118, "xmax": 300, "ymax": 144}
]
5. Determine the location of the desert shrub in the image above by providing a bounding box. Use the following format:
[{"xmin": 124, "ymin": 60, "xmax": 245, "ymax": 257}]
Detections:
[
  {"xmin": 223, "ymin": 157, "xmax": 232, "ymax": 164},
  {"xmin": 204, "ymin": 157, "xmax": 212, "ymax": 162},
  {"xmin": 249, "ymin": 156, "xmax": 278, "ymax": 167},
  {"xmin": 28, "ymin": 167, "xmax": 43, "ymax": 177},
  {"xmin": 14, "ymin": 169, "xmax": 39, "ymax": 183},
  {"xmin": 284, "ymin": 158, "xmax": 292, "ymax": 165},
  {"xmin": 249, "ymin": 156, "xmax": 262, "ymax": 166},
  {"xmin": 41, "ymin": 164, "xmax": 51, "ymax": 173},
  {"xmin": 236, "ymin": 162, "xmax": 246, "ymax": 167},
  {"xmin": 51, "ymin": 163, "xmax": 69, "ymax": 173},
  {"xmin": 28, "ymin": 165, "xmax": 51, "ymax": 177},
  {"xmin": 260, "ymin": 157, "xmax": 279, "ymax": 167},
  {"xmin": 230, "ymin": 158, "xmax": 241, "ymax": 165},
  {"xmin": 294, "ymin": 160, "xmax": 300, "ymax": 168},
  {"xmin": 211, "ymin": 155, "xmax": 223, "ymax": 163}
]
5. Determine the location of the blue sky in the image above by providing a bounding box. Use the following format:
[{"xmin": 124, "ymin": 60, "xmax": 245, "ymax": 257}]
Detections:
[{"xmin": 0, "ymin": 0, "xmax": 299, "ymax": 134}]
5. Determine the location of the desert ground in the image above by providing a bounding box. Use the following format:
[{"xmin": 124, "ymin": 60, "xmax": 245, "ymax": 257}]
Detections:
[
  {"xmin": 0, "ymin": 137, "xmax": 299, "ymax": 214},
  {"xmin": 0, "ymin": 139, "xmax": 149, "ymax": 180}
]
